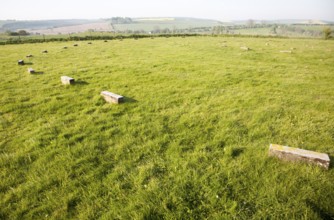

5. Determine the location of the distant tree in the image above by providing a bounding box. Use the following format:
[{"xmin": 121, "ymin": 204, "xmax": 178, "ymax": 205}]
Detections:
[
  {"xmin": 212, "ymin": 26, "xmax": 223, "ymax": 35},
  {"xmin": 111, "ymin": 17, "xmax": 133, "ymax": 24},
  {"xmin": 247, "ymin": 19, "xmax": 255, "ymax": 28},
  {"xmin": 153, "ymin": 26, "xmax": 161, "ymax": 34},
  {"xmin": 18, "ymin": 30, "xmax": 29, "ymax": 36},
  {"xmin": 225, "ymin": 27, "xmax": 230, "ymax": 34},
  {"xmin": 270, "ymin": 24, "xmax": 278, "ymax": 35},
  {"xmin": 323, "ymin": 27, "xmax": 332, "ymax": 39},
  {"xmin": 161, "ymin": 28, "xmax": 171, "ymax": 34},
  {"xmin": 172, "ymin": 25, "xmax": 177, "ymax": 34},
  {"xmin": 6, "ymin": 31, "xmax": 19, "ymax": 36}
]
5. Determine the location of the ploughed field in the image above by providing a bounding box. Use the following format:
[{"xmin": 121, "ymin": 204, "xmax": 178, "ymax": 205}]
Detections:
[{"xmin": 0, "ymin": 36, "xmax": 333, "ymax": 219}]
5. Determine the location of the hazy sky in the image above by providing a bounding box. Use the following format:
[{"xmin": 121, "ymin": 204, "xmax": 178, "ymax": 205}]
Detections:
[{"xmin": 1, "ymin": 0, "xmax": 333, "ymax": 21}]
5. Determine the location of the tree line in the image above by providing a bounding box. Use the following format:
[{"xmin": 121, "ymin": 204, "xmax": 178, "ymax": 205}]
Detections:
[
  {"xmin": 0, "ymin": 34, "xmax": 199, "ymax": 45},
  {"xmin": 5, "ymin": 30, "xmax": 29, "ymax": 36}
]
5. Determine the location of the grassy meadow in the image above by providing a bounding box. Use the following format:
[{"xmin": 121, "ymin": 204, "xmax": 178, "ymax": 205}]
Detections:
[{"xmin": 0, "ymin": 36, "xmax": 334, "ymax": 219}]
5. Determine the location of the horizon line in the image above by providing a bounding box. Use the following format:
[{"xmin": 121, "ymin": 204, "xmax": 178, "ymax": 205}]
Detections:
[{"xmin": 1, "ymin": 17, "xmax": 334, "ymax": 23}]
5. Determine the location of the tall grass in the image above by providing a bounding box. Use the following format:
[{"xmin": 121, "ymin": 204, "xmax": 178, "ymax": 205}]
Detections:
[{"xmin": 0, "ymin": 36, "xmax": 333, "ymax": 219}]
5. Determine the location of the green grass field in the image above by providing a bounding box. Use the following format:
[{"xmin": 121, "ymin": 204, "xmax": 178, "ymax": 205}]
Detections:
[{"xmin": 0, "ymin": 36, "xmax": 333, "ymax": 219}]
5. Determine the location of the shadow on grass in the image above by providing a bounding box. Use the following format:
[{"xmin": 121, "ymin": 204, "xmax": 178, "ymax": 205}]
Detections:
[
  {"xmin": 74, "ymin": 80, "xmax": 89, "ymax": 86},
  {"xmin": 306, "ymin": 200, "xmax": 334, "ymax": 220},
  {"xmin": 123, "ymin": 96, "xmax": 138, "ymax": 103},
  {"xmin": 21, "ymin": 62, "xmax": 33, "ymax": 65},
  {"xmin": 224, "ymin": 146, "xmax": 245, "ymax": 159},
  {"xmin": 31, "ymin": 71, "xmax": 44, "ymax": 75},
  {"xmin": 329, "ymin": 155, "xmax": 333, "ymax": 169},
  {"xmin": 231, "ymin": 147, "xmax": 244, "ymax": 158}
]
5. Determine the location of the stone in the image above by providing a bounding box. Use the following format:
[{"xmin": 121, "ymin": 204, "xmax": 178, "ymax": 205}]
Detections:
[
  {"xmin": 61, "ymin": 76, "xmax": 75, "ymax": 85},
  {"xmin": 27, "ymin": 68, "xmax": 35, "ymax": 73},
  {"xmin": 26, "ymin": 54, "xmax": 33, "ymax": 58},
  {"xmin": 280, "ymin": 50, "xmax": 292, "ymax": 53},
  {"xmin": 101, "ymin": 91, "xmax": 124, "ymax": 104},
  {"xmin": 42, "ymin": 50, "xmax": 48, "ymax": 53},
  {"xmin": 269, "ymin": 144, "xmax": 330, "ymax": 169},
  {"xmin": 73, "ymin": 44, "xmax": 78, "ymax": 46},
  {"xmin": 240, "ymin": 46, "xmax": 250, "ymax": 51},
  {"xmin": 18, "ymin": 60, "xmax": 25, "ymax": 65},
  {"xmin": 63, "ymin": 46, "xmax": 68, "ymax": 49},
  {"xmin": 88, "ymin": 42, "xmax": 92, "ymax": 44}
]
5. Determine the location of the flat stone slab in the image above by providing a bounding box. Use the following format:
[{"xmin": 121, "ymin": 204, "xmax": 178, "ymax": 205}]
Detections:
[
  {"xmin": 269, "ymin": 144, "xmax": 330, "ymax": 169},
  {"xmin": 280, "ymin": 50, "xmax": 292, "ymax": 53},
  {"xmin": 240, "ymin": 46, "xmax": 250, "ymax": 50},
  {"xmin": 27, "ymin": 68, "xmax": 35, "ymax": 73},
  {"xmin": 18, "ymin": 60, "xmax": 25, "ymax": 65},
  {"xmin": 61, "ymin": 76, "xmax": 75, "ymax": 85},
  {"xmin": 101, "ymin": 91, "xmax": 124, "ymax": 104}
]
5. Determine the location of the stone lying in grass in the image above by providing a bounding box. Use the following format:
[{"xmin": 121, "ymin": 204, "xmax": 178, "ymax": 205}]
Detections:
[
  {"xmin": 61, "ymin": 76, "xmax": 75, "ymax": 85},
  {"xmin": 101, "ymin": 91, "xmax": 124, "ymax": 104},
  {"xmin": 18, "ymin": 60, "xmax": 25, "ymax": 65},
  {"xmin": 27, "ymin": 68, "xmax": 35, "ymax": 73},
  {"xmin": 240, "ymin": 46, "xmax": 250, "ymax": 51},
  {"xmin": 269, "ymin": 144, "xmax": 330, "ymax": 169}
]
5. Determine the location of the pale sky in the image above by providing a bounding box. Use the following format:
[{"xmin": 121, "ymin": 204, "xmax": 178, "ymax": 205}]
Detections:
[{"xmin": 1, "ymin": 0, "xmax": 333, "ymax": 21}]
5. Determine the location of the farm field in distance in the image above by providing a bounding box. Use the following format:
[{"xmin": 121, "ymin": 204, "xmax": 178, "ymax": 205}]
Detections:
[{"xmin": 0, "ymin": 36, "xmax": 333, "ymax": 219}]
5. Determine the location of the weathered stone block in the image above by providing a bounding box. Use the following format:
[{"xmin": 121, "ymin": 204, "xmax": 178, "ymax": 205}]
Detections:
[
  {"xmin": 280, "ymin": 50, "xmax": 292, "ymax": 53},
  {"xmin": 240, "ymin": 46, "xmax": 250, "ymax": 51},
  {"xmin": 269, "ymin": 144, "xmax": 330, "ymax": 169},
  {"xmin": 42, "ymin": 50, "xmax": 48, "ymax": 53},
  {"xmin": 18, "ymin": 60, "xmax": 25, "ymax": 65},
  {"xmin": 101, "ymin": 91, "xmax": 124, "ymax": 104},
  {"xmin": 26, "ymin": 54, "xmax": 33, "ymax": 58},
  {"xmin": 61, "ymin": 76, "xmax": 75, "ymax": 85},
  {"xmin": 27, "ymin": 68, "xmax": 35, "ymax": 73}
]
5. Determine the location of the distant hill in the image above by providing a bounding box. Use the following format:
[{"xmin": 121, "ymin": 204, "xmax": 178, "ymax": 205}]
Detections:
[
  {"xmin": 0, "ymin": 17, "xmax": 222, "ymax": 34},
  {"xmin": 113, "ymin": 17, "xmax": 221, "ymax": 33},
  {"xmin": 231, "ymin": 19, "xmax": 334, "ymax": 25},
  {"xmin": 0, "ymin": 18, "xmax": 333, "ymax": 35},
  {"xmin": 0, "ymin": 19, "xmax": 99, "ymax": 32}
]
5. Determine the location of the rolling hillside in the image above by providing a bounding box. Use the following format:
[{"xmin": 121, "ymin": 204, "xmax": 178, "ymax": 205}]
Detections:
[
  {"xmin": 0, "ymin": 17, "xmax": 332, "ymax": 38},
  {"xmin": 0, "ymin": 18, "xmax": 221, "ymax": 34}
]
